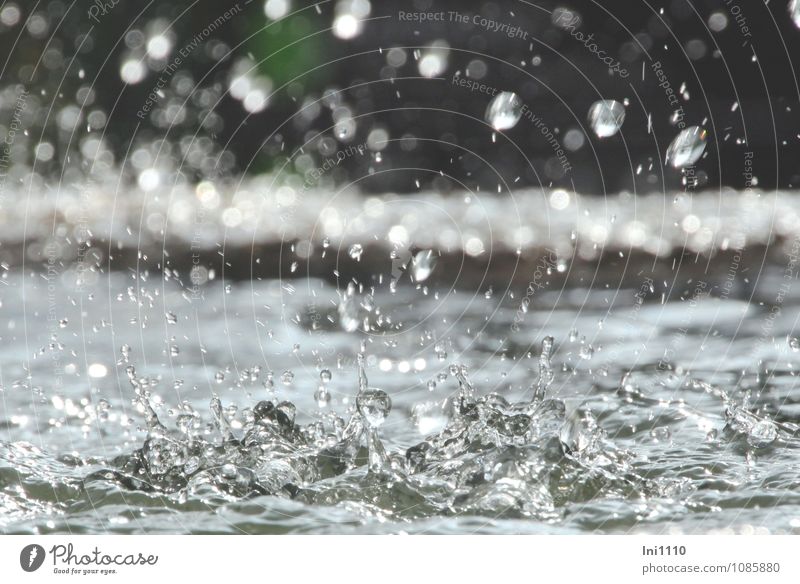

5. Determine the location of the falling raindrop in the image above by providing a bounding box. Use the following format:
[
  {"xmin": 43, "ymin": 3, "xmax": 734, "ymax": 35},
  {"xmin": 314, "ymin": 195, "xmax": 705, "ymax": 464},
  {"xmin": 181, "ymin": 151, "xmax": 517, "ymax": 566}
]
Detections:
[
  {"xmin": 313, "ymin": 386, "xmax": 331, "ymax": 407},
  {"xmin": 338, "ymin": 289, "xmax": 361, "ymax": 333},
  {"xmin": 587, "ymin": 100, "xmax": 626, "ymax": 138},
  {"xmin": 348, "ymin": 243, "xmax": 364, "ymax": 261},
  {"xmin": 411, "ymin": 249, "xmax": 437, "ymax": 282},
  {"xmin": 263, "ymin": 371, "xmax": 275, "ymax": 392},
  {"xmin": 264, "ymin": 0, "xmax": 291, "ymax": 20},
  {"xmin": 790, "ymin": 0, "xmax": 800, "ymax": 29},
  {"xmin": 417, "ymin": 41, "xmax": 449, "ymax": 77},
  {"xmin": 485, "ymin": 91, "xmax": 523, "ymax": 131},
  {"xmin": 665, "ymin": 126, "xmax": 707, "ymax": 168}
]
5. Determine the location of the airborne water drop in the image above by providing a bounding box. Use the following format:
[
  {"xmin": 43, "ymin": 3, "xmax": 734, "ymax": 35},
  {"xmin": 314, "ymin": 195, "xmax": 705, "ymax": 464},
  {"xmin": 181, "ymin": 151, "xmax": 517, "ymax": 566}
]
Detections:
[
  {"xmin": 587, "ymin": 99, "xmax": 626, "ymax": 138},
  {"xmin": 485, "ymin": 91, "xmax": 523, "ymax": 131},
  {"xmin": 665, "ymin": 126, "xmax": 707, "ymax": 168}
]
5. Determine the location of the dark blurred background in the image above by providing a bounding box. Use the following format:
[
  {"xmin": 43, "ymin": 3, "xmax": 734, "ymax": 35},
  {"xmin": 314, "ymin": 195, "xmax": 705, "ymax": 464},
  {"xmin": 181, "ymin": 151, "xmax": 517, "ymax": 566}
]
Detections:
[{"xmin": 1, "ymin": 0, "xmax": 798, "ymax": 194}]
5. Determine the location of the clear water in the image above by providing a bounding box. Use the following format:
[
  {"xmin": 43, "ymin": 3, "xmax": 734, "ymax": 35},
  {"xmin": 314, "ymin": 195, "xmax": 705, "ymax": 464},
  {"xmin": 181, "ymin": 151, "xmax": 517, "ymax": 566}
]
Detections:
[
  {"xmin": 3, "ymin": 250, "xmax": 800, "ymax": 534},
  {"xmin": 587, "ymin": 100, "xmax": 626, "ymax": 139},
  {"xmin": 485, "ymin": 92, "xmax": 524, "ymax": 131},
  {"xmin": 2, "ymin": 0, "xmax": 799, "ymax": 538},
  {"xmin": 665, "ymin": 126, "xmax": 708, "ymax": 169}
]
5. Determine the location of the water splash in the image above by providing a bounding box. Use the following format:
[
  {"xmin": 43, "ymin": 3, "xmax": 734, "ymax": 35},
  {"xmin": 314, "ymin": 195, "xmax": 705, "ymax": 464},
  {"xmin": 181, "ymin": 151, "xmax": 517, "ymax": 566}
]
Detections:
[
  {"xmin": 86, "ymin": 339, "xmax": 663, "ymax": 516},
  {"xmin": 5, "ymin": 330, "xmax": 800, "ymax": 531},
  {"xmin": 531, "ymin": 336, "xmax": 555, "ymax": 403}
]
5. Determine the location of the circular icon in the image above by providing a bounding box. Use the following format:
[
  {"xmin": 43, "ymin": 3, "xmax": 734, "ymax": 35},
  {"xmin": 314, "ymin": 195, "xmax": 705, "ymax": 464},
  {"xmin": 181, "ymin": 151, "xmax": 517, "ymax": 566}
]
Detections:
[{"xmin": 20, "ymin": 544, "xmax": 46, "ymax": 572}]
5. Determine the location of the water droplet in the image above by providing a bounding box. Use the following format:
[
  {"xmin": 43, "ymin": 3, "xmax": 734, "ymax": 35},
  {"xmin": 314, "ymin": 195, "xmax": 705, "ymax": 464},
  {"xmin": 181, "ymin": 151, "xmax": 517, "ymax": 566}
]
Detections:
[
  {"xmin": 665, "ymin": 126, "xmax": 707, "ymax": 168},
  {"xmin": 650, "ymin": 426, "xmax": 671, "ymax": 442},
  {"xmin": 338, "ymin": 292, "xmax": 361, "ymax": 333},
  {"xmin": 264, "ymin": 0, "xmax": 291, "ymax": 20},
  {"xmin": 790, "ymin": 0, "xmax": 800, "ymax": 29},
  {"xmin": 348, "ymin": 243, "xmax": 363, "ymax": 261},
  {"xmin": 532, "ymin": 336, "xmax": 555, "ymax": 402},
  {"xmin": 320, "ymin": 369, "xmax": 332, "ymax": 383},
  {"xmin": 559, "ymin": 409, "xmax": 598, "ymax": 454},
  {"xmin": 263, "ymin": 371, "xmax": 275, "ymax": 392},
  {"xmin": 59, "ymin": 318, "xmax": 68, "ymax": 328},
  {"xmin": 748, "ymin": 419, "xmax": 777, "ymax": 448},
  {"xmin": 357, "ymin": 345, "xmax": 369, "ymax": 391},
  {"xmin": 313, "ymin": 387, "xmax": 331, "ymax": 407},
  {"xmin": 485, "ymin": 91, "xmax": 523, "ymax": 131},
  {"xmin": 210, "ymin": 395, "xmax": 236, "ymax": 442},
  {"xmin": 334, "ymin": 117, "xmax": 356, "ymax": 140},
  {"xmin": 96, "ymin": 399, "xmax": 110, "ymax": 421},
  {"xmin": 418, "ymin": 41, "xmax": 449, "ymax": 77},
  {"xmin": 183, "ymin": 456, "xmax": 200, "ymax": 475},
  {"xmin": 788, "ymin": 336, "xmax": 800, "ymax": 352},
  {"xmin": 587, "ymin": 99, "xmax": 626, "ymax": 138},
  {"xmin": 165, "ymin": 311, "xmax": 177, "ymax": 325},
  {"xmin": 88, "ymin": 363, "xmax": 108, "ymax": 378},
  {"xmin": 356, "ymin": 389, "xmax": 392, "ymax": 428},
  {"xmin": 281, "ymin": 370, "xmax": 294, "ymax": 386},
  {"xmin": 411, "ymin": 249, "xmax": 437, "ymax": 282}
]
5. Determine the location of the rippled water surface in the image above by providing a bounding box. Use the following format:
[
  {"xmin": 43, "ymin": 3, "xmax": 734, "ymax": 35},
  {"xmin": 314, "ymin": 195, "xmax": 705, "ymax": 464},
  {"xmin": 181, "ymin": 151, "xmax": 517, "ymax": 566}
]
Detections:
[{"xmin": 3, "ymin": 251, "xmax": 800, "ymax": 535}]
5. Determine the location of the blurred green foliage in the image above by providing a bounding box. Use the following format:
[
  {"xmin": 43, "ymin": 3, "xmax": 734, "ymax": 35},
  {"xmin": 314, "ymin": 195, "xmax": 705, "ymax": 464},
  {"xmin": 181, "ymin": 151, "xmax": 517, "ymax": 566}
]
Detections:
[{"xmin": 247, "ymin": 11, "xmax": 329, "ymax": 90}]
